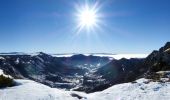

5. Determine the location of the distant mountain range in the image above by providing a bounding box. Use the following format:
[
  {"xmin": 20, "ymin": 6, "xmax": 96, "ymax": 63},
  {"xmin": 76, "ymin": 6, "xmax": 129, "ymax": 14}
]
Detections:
[{"xmin": 0, "ymin": 42, "xmax": 169, "ymax": 93}]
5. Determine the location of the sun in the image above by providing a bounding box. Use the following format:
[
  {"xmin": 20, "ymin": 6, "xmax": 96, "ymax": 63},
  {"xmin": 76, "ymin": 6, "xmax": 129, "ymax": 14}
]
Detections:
[
  {"xmin": 79, "ymin": 8, "xmax": 97, "ymax": 27},
  {"xmin": 75, "ymin": 2, "xmax": 101, "ymax": 32}
]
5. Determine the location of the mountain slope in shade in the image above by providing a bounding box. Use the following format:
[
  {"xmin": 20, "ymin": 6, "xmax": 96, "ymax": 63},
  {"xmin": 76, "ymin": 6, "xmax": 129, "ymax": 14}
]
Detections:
[
  {"xmin": 0, "ymin": 53, "xmax": 112, "ymax": 92},
  {"xmin": 95, "ymin": 42, "xmax": 170, "ymax": 86},
  {"xmin": 144, "ymin": 42, "xmax": 170, "ymax": 72},
  {"xmin": 0, "ymin": 42, "xmax": 169, "ymax": 93}
]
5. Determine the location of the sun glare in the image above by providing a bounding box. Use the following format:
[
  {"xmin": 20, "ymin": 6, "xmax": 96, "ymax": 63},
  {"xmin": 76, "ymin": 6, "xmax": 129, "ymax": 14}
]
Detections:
[
  {"xmin": 76, "ymin": 2, "xmax": 101, "ymax": 32},
  {"xmin": 79, "ymin": 8, "xmax": 97, "ymax": 27}
]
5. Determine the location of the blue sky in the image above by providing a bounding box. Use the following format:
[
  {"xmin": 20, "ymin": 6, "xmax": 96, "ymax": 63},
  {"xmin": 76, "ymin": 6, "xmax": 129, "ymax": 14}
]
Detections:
[{"xmin": 0, "ymin": 0, "xmax": 170, "ymax": 54}]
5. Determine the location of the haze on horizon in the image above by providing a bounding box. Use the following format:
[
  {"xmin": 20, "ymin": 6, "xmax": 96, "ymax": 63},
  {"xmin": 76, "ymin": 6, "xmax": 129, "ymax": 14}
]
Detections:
[{"xmin": 0, "ymin": 0, "xmax": 170, "ymax": 54}]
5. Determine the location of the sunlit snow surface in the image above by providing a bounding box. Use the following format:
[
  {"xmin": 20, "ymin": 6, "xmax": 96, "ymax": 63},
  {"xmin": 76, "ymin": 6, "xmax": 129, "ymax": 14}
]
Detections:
[
  {"xmin": 0, "ymin": 69, "xmax": 4, "ymax": 75},
  {"xmin": 0, "ymin": 69, "xmax": 11, "ymax": 78},
  {"xmin": 1, "ymin": 78, "xmax": 170, "ymax": 100},
  {"xmin": 0, "ymin": 79, "xmax": 77, "ymax": 100},
  {"xmin": 84, "ymin": 78, "xmax": 170, "ymax": 100}
]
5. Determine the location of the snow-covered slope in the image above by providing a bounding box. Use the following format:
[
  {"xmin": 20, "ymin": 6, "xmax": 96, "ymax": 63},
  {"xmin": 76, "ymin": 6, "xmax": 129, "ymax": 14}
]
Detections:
[
  {"xmin": 0, "ymin": 69, "xmax": 4, "ymax": 75},
  {"xmin": 0, "ymin": 79, "xmax": 78, "ymax": 100},
  {"xmin": 1, "ymin": 78, "xmax": 170, "ymax": 100},
  {"xmin": 83, "ymin": 78, "xmax": 170, "ymax": 100},
  {"xmin": 0, "ymin": 69, "xmax": 11, "ymax": 78},
  {"xmin": 0, "ymin": 69, "xmax": 77, "ymax": 100}
]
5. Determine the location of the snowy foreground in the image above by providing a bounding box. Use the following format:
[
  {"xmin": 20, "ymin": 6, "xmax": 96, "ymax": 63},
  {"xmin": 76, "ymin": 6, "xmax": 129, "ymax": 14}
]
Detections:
[
  {"xmin": 1, "ymin": 78, "xmax": 170, "ymax": 100},
  {"xmin": 0, "ymin": 79, "xmax": 77, "ymax": 100}
]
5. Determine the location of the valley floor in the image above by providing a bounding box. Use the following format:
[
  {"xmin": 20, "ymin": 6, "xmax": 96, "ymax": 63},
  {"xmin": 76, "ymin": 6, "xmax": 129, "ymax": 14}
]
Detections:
[{"xmin": 1, "ymin": 78, "xmax": 170, "ymax": 100}]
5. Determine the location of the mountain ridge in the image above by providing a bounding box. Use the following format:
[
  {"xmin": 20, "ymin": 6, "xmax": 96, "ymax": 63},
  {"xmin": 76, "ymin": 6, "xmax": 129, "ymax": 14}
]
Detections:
[{"xmin": 0, "ymin": 42, "xmax": 169, "ymax": 93}]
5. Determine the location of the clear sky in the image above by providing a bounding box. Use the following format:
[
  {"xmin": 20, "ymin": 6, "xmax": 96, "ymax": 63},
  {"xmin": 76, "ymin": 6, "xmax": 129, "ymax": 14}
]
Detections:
[{"xmin": 0, "ymin": 0, "xmax": 170, "ymax": 54}]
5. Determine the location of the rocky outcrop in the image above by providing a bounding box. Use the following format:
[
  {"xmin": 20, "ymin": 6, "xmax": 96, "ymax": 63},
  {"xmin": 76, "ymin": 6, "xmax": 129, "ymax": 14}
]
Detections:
[
  {"xmin": 91, "ymin": 42, "xmax": 170, "ymax": 92},
  {"xmin": 145, "ymin": 42, "xmax": 170, "ymax": 72}
]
